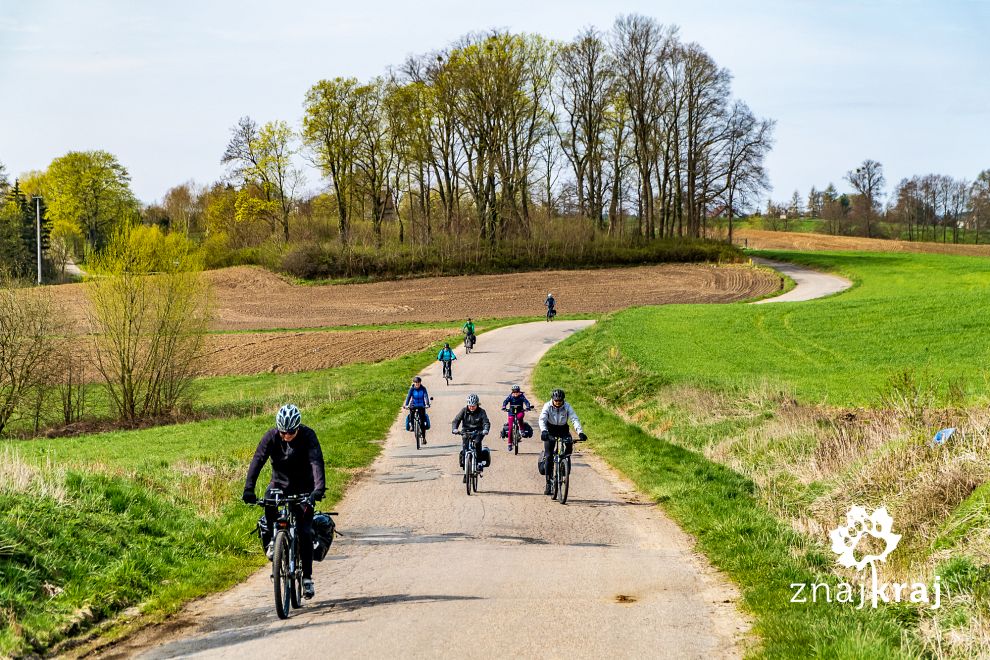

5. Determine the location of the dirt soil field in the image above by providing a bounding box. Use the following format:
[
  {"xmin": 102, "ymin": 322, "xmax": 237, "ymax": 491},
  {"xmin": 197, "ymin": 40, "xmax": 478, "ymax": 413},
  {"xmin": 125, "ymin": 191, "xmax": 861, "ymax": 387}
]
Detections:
[
  {"xmin": 52, "ymin": 263, "xmax": 779, "ymax": 332},
  {"xmin": 737, "ymin": 228, "xmax": 990, "ymax": 256},
  {"xmin": 194, "ymin": 328, "xmax": 449, "ymax": 376}
]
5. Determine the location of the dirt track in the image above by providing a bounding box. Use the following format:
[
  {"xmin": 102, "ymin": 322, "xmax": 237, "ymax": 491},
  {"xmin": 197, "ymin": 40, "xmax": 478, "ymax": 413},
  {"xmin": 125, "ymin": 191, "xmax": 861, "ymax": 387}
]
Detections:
[
  {"xmin": 737, "ymin": 228, "xmax": 990, "ymax": 256},
  {"xmin": 104, "ymin": 321, "xmax": 748, "ymax": 659},
  {"xmin": 52, "ymin": 263, "xmax": 779, "ymax": 333}
]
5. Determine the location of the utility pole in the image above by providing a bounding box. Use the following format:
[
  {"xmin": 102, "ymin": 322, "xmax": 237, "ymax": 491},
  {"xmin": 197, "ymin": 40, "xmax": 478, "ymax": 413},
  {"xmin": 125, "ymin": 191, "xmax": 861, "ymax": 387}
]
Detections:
[{"xmin": 32, "ymin": 196, "xmax": 42, "ymax": 285}]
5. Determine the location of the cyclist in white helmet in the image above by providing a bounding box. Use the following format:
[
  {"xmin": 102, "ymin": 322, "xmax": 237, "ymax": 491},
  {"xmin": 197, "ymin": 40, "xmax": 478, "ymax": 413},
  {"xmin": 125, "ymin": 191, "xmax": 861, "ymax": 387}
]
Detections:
[
  {"xmin": 243, "ymin": 404, "xmax": 326, "ymax": 599},
  {"xmin": 545, "ymin": 293, "xmax": 556, "ymax": 321}
]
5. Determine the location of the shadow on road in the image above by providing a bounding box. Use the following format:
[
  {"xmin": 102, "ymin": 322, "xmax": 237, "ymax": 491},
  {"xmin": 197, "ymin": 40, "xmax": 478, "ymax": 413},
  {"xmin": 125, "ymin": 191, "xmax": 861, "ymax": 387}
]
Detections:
[{"xmin": 143, "ymin": 595, "xmax": 482, "ymax": 659}]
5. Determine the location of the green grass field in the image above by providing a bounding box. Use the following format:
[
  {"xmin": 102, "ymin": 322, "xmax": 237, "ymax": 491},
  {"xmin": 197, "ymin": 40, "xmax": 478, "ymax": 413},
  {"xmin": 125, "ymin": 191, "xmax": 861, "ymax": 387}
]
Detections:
[
  {"xmin": 535, "ymin": 249, "xmax": 990, "ymax": 657},
  {"xmin": 611, "ymin": 250, "xmax": 990, "ymax": 406}
]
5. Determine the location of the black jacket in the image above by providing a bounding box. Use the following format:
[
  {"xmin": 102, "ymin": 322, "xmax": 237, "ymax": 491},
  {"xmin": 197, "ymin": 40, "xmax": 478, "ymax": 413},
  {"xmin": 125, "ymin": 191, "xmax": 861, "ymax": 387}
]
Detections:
[
  {"xmin": 245, "ymin": 424, "xmax": 326, "ymax": 496},
  {"xmin": 452, "ymin": 406, "xmax": 491, "ymax": 435}
]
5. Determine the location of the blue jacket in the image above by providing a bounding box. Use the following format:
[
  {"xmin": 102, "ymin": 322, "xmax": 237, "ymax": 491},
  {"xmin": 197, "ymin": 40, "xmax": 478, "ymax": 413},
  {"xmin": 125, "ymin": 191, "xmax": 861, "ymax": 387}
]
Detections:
[
  {"xmin": 545, "ymin": 296, "xmax": 556, "ymax": 309},
  {"xmin": 405, "ymin": 385, "xmax": 430, "ymax": 408},
  {"xmin": 502, "ymin": 394, "xmax": 532, "ymax": 411},
  {"xmin": 437, "ymin": 348, "xmax": 457, "ymax": 361}
]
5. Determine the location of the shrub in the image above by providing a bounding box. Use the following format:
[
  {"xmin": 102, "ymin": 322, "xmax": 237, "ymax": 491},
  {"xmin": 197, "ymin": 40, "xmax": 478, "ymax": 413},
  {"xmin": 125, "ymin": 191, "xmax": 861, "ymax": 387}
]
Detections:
[{"xmin": 281, "ymin": 243, "xmax": 327, "ymax": 279}]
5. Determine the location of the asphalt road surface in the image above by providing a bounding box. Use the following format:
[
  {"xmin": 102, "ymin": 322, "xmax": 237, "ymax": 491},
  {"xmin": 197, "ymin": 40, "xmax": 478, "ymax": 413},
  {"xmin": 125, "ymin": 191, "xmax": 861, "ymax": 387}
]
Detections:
[{"xmin": 106, "ymin": 320, "xmax": 748, "ymax": 659}]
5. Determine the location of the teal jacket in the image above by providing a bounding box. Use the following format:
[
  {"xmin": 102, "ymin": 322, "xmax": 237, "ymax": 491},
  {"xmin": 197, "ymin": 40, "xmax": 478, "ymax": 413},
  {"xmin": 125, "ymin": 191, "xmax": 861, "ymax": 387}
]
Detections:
[{"xmin": 437, "ymin": 348, "xmax": 457, "ymax": 361}]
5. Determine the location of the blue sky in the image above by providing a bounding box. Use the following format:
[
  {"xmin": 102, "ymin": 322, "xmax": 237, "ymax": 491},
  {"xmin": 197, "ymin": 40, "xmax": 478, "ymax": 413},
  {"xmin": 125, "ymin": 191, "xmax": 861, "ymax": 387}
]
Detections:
[{"xmin": 1, "ymin": 0, "xmax": 988, "ymax": 206}]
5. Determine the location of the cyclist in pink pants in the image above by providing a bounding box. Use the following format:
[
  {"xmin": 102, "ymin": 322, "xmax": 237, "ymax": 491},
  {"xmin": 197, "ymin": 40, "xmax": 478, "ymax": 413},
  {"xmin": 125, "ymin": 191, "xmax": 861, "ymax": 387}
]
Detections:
[{"xmin": 501, "ymin": 385, "xmax": 534, "ymax": 449}]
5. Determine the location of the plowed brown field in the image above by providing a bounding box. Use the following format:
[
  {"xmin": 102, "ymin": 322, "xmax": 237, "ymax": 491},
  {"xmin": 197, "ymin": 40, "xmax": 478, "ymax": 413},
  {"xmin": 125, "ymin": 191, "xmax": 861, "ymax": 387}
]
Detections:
[
  {"xmin": 53, "ymin": 263, "xmax": 779, "ymax": 333},
  {"xmin": 737, "ymin": 228, "xmax": 990, "ymax": 256},
  {"xmin": 196, "ymin": 329, "xmax": 449, "ymax": 376}
]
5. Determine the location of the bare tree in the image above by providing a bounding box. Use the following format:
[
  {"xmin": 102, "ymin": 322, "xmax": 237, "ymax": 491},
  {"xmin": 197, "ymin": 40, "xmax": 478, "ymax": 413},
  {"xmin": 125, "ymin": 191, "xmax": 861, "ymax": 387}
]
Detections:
[
  {"xmin": 845, "ymin": 159, "xmax": 885, "ymax": 237},
  {"xmin": 0, "ymin": 276, "xmax": 63, "ymax": 435},
  {"xmin": 88, "ymin": 228, "xmax": 210, "ymax": 421}
]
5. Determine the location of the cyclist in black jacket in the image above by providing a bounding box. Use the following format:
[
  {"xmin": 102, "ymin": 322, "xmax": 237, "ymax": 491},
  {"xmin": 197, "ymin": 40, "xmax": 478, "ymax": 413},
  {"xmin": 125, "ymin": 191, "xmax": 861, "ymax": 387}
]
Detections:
[
  {"xmin": 242, "ymin": 404, "xmax": 326, "ymax": 599},
  {"xmin": 452, "ymin": 393, "xmax": 490, "ymax": 472}
]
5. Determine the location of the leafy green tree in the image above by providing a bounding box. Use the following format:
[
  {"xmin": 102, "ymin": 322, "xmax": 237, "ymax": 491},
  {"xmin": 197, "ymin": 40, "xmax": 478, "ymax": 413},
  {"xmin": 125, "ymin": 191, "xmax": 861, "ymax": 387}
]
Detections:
[
  {"xmin": 303, "ymin": 78, "xmax": 361, "ymax": 243},
  {"xmin": 45, "ymin": 150, "xmax": 138, "ymax": 253},
  {"xmin": 0, "ymin": 182, "xmax": 50, "ymax": 279},
  {"xmin": 222, "ymin": 117, "xmax": 301, "ymax": 242}
]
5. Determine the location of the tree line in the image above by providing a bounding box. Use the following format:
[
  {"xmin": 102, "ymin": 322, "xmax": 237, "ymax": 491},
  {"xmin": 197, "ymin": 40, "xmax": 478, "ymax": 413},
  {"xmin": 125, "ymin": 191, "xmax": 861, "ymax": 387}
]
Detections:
[
  {"xmin": 765, "ymin": 160, "xmax": 990, "ymax": 243},
  {"xmin": 1, "ymin": 14, "xmax": 774, "ymax": 279}
]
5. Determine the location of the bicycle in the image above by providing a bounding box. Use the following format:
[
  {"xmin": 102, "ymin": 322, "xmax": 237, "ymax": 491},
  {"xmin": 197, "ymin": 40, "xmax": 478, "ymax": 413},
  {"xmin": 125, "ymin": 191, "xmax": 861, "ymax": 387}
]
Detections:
[
  {"xmin": 546, "ymin": 307, "xmax": 556, "ymax": 322},
  {"xmin": 547, "ymin": 436, "xmax": 585, "ymax": 504},
  {"xmin": 464, "ymin": 332, "xmax": 475, "ymax": 354},
  {"xmin": 404, "ymin": 400, "xmax": 433, "ymax": 450},
  {"xmin": 442, "ymin": 359, "xmax": 453, "ymax": 385},
  {"xmin": 502, "ymin": 403, "xmax": 533, "ymax": 455},
  {"xmin": 255, "ymin": 490, "xmax": 336, "ymax": 619},
  {"xmin": 456, "ymin": 429, "xmax": 483, "ymax": 495}
]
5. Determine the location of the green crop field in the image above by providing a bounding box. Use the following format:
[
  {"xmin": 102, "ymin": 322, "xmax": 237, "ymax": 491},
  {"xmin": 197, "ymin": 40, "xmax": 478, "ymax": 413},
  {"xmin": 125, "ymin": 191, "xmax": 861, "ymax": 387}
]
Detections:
[{"xmin": 535, "ymin": 250, "xmax": 990, "ymax": 658}]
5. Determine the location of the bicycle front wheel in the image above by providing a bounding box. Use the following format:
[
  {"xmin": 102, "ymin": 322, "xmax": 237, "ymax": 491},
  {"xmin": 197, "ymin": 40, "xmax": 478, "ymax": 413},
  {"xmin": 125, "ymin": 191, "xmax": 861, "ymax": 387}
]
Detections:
[
  {"xmin": 272, "ymin": 531, "xmax": 292, "ymax": 619},
  {"xmin": 465, "ymin": 453, "xmax": 473, "ymax": 496},
  {"xmin": 415, "ymin": 423, "xmax": 422, "ymax": 450},
  {"xmin": 560, "ymin": 456, "xmax": 570, "ymax": 504}
]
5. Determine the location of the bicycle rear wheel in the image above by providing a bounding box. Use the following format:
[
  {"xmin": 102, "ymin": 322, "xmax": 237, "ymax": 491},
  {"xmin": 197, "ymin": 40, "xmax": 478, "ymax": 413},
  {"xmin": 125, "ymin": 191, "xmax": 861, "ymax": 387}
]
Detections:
[
  {"xmin": 560, "ymin": 456, "xmax": 570, "ymax": 504},
  {"xmin": 272, "ymin": 531, "xmax": 292, "ymax": 619}
]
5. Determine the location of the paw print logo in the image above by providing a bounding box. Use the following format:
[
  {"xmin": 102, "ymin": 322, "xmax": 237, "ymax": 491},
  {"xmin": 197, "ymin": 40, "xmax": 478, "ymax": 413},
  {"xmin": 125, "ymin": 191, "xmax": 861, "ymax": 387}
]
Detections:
[{"xmin": 828, "ymin": 506, "xmax": 901, "ymax": 571}]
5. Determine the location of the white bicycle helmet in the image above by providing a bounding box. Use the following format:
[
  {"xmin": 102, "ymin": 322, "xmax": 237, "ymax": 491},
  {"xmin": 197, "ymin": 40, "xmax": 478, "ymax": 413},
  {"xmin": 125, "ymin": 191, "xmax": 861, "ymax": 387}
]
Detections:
[
  {"xmin": 276, "ymin": 404, "xmax": 302, "ymax": 432},
  {"xmin": 466, "ymin": 394, "xmax": 480, "ymax": 406}
]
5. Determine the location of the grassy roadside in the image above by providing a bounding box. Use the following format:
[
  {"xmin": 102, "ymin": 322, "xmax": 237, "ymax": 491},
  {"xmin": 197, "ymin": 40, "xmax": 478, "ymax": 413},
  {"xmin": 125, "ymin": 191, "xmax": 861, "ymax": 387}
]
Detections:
[
  {"xmin": 534, "ymin": 329, "xmax": 913, "ymax": 658},
  {"xmin": 532, "ymin": 251, "xmax": 990, "ymax": 656},
  {"xmin": 0, "ymin": 332, "xmax": 475, "ymax": 657}
]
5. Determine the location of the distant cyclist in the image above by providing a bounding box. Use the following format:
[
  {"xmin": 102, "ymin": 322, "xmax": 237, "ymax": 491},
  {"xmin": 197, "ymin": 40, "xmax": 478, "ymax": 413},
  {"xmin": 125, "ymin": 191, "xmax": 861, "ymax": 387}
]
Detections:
[
  {"xmin": 403, "ymin": 376, "xmax": 431, "ymax": 445},
  {"xmin": 538, "ymin": 389, "xmax": 587, "ymax": 495},
  {"xmin": 452, "ymin": 393, "xmax": 491, "ymax": 475},
  {"xmin": 438, "ymin": 343, "xmax": 457, "ymax": 380},
  {"xmin": 462, "ymin": 318, "xmax": 477, "ymax": 347},
  {"xmin": 242, "ymin": 404, "xmax": 325, "ymax": 599},
  {"xmin": 501, "ymin": 385, "xmax": 534, "ymax": 450},
  {"xmin": 545, "ymin": 293, "xmax": 556, "ymax": 321}
]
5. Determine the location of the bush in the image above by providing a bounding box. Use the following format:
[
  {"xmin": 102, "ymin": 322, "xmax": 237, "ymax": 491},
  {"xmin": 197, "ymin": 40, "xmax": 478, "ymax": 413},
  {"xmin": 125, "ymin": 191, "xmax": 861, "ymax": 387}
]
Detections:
[{"xmin": 281, "ymin": 243, "xmax": 327, "ymax": 279}]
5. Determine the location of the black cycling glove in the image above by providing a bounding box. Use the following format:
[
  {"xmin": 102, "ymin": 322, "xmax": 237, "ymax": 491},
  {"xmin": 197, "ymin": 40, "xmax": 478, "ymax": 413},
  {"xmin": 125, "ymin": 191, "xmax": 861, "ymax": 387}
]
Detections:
[
  {"xmin": 578, "ymin": 432, "xmax": 588, "ymax": 441},
  {"xmin": 242, "ymin": 489, "xmax": 257, "ymax": 505},
  {"xmin": 541, "ymin": 430, "xmax": 550, "ymax": 442}
]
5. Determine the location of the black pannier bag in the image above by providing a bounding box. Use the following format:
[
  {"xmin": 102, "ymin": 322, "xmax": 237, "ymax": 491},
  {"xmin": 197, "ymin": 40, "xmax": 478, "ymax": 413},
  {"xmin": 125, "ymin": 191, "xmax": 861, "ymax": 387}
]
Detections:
[
  {"xmin": 479, "ymin": 447, "xmax": 492, "ymax": 468},
  {"xmin": 538, "ymin": 451, "xmax": 548, "ymax": 475},
  {"xmin": 500, "ymin": 423, "xmax": 509, "ymax": 439},
  {"xmin": 520, "ymin": 421, "xmax": 534, "ymax": 438},
  {"xmin": 312, "ymin": 513, "xmax": 336, "ymax": 561}
]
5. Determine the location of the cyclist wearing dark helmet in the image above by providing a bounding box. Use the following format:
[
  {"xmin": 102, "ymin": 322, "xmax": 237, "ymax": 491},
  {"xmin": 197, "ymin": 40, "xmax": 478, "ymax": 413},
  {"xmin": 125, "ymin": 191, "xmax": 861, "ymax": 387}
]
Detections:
[
  {"xmin": 242, "ymin": 404, "xmax": 326, "ymax": 599},
  {"xmin": 403, "ymin": 376, "xmax": 432, "ymax": 444},
  {"xmin": 452, "ymin": 393, "xmax": 491, "ymax": 474},
  {"xmin": 538, "ymin": 389, "xmax": 587, "ymax": 495}
]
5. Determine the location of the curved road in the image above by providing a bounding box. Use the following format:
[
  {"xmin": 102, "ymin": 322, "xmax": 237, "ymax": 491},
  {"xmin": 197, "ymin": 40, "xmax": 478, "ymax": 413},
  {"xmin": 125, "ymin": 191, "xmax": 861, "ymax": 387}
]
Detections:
[
  {"xmin": 752, "ymin": 258, "xmax": 851, "ymax": 303},
  {"xmin": 110, "ymin": 321, "xmax": 746, "ymax": 659}
]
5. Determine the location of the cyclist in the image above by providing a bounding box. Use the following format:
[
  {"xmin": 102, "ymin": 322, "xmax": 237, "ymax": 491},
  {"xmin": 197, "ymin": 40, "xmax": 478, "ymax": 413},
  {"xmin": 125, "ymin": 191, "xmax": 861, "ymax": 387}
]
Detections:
[
  {"xmin": 501, "ymin": 385, "xmax": 534, "ymax": 450},
  {"xmin": 452, "ymin": 393, "xmax": 491, "ymax": 477},
  {"xmin": 545, "ymin": 293, "xmax": 556, "ymax": 321},
  {"xmin": 403, "ymin": 376, "xmax": 431, "ymax": 444},
  {"xmin": 242, "ymin": 404, "xmax": 326, "ymax": 600},
  {"xmin": 462, "ymin": 318, "xmax": 477, "ymax": 347},
  {"xmin": 538, "ymin": 389, "xmax": 587, "ymax": 495},
  {"xmin": 437, "ymin": 343, "xmax": 457, "ymax": 380}
]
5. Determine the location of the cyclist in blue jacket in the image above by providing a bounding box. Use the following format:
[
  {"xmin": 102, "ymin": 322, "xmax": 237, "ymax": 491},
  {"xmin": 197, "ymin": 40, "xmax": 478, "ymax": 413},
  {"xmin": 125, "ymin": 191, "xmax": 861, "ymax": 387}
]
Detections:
[
  {"xmin": 403, "ymin": 376, "xmax": 431, "ymax": 444},
  {"xmin": 437, "ymin": 343, "xmax": 456, "ymax": 380}
]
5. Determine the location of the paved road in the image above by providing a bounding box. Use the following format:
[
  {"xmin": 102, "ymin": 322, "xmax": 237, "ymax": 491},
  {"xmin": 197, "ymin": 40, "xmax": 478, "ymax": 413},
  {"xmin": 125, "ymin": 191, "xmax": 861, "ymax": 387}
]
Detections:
[
  {"xmin": 752, "ymin": 258, "xmax": 852, "ymax": 303},
  {"xmin": 109, "ymin": 321, "xmax": 746, "ymax": 659}
]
